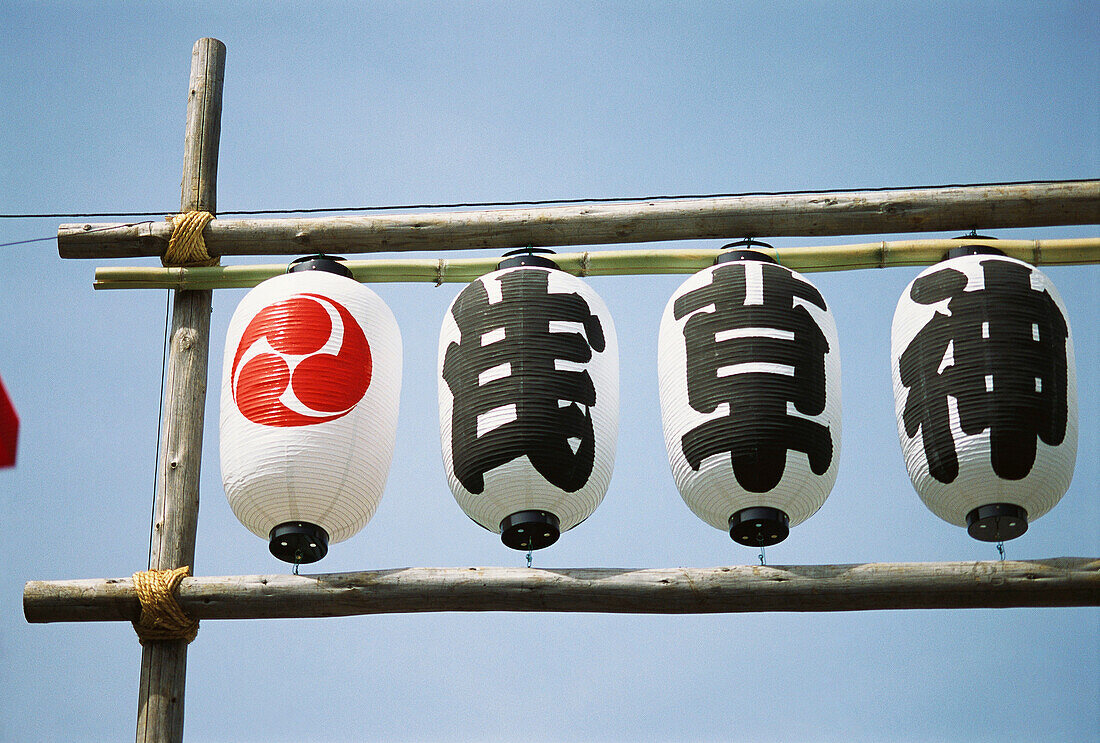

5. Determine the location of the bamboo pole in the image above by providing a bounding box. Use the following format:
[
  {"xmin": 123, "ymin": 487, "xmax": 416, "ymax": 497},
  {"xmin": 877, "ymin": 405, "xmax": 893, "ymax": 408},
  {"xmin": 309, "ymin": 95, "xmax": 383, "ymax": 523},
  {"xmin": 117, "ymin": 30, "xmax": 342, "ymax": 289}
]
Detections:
[
  {"xmin": 135, "ymin": 38, "xmax": 224, "ymax": 743},
  {"xmin": 91, "ymin": 237, "xmax": 1100, "ymax": 290},
  {"xmin": 23, "ymin": 559, "xmax": 1100, "ymax": 620},
  {"xmin": 58, "ymin": 180, "xmax": 1100, "ymax": 260}
]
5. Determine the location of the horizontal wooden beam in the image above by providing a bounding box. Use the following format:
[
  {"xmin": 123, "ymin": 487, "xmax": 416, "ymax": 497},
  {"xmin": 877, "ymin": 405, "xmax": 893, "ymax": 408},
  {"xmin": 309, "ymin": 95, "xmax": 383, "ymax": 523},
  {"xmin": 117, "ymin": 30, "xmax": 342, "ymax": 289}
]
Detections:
[
  {"xmin": 24, "ymin": 558, "xmax": 1100, "ymax": 622},
  {"xmin": 59, "ymin": 180, "xmax": 1100, "ymax": 259},
  {"xmin": 92, "ymin": 237, "xmax": 1100, "ymax": 290}
]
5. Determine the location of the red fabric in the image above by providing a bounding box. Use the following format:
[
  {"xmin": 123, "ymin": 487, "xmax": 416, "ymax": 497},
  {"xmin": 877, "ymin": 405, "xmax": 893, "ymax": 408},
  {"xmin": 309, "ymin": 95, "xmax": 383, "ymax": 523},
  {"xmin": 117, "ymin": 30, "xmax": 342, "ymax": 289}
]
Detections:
[{"xmin": 0, "ymin": 375, "xmax": 17, "ymax": 468}]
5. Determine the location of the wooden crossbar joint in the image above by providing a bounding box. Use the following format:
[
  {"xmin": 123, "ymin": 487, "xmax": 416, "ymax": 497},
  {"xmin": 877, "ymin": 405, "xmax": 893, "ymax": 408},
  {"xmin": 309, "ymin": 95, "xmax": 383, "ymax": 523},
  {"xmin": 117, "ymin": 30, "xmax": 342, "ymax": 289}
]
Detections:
[
  {"xmin": 131, "ymin": 566, "xmax": 199, "ymax": 644},
  {"xmin": 162, "ymin": 211, "xmax": 217, "ymax": 267},
  {"xmin": 57, "ymin": 180, "xmax": 1100, "ymax": 260}
]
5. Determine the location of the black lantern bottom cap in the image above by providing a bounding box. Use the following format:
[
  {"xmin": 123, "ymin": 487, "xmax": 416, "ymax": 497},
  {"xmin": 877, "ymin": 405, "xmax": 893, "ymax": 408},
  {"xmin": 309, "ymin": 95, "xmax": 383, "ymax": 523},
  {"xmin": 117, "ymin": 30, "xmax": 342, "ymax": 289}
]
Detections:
[
  {"xmin": 966, "ymin": 504, "xmax": 1028, "ymax": 542},
  {"xmin": 729, "ymin": 507, "xmax": 790, "ymax": 547},
  {"xmin": 269, "ymin": 521, "xmax": 329, "ymax": 564},
  {"xmin": 500, "ymin": 510, "xmax": 560, "ymax": 551}
]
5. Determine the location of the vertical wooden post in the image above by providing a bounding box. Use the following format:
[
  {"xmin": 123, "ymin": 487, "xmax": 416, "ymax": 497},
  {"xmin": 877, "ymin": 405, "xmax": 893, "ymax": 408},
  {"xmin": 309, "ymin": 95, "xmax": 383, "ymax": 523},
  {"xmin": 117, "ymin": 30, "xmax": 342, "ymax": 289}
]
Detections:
[{"xmin": 135, "ymin": 37, "xmax": 225, "ymax": 743}]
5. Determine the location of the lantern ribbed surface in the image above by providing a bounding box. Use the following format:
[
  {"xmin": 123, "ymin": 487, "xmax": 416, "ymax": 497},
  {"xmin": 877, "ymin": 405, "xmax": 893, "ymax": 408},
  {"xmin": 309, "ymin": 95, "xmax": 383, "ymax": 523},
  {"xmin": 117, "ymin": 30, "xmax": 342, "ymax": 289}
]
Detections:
[
  {"xmin": 890, "ymin": 252, "xmax": 1077, "ymax": 528},
  {"xmin": 220, "ymin": 270, "xmax": 401, "ymax": 546},
  {"xmin": 658, "ymin": 258, "xmax": 841, "ymax": 532},
  {"xmin": 438, "ymin": 265, "xmax": 619, "ymax": 537}
]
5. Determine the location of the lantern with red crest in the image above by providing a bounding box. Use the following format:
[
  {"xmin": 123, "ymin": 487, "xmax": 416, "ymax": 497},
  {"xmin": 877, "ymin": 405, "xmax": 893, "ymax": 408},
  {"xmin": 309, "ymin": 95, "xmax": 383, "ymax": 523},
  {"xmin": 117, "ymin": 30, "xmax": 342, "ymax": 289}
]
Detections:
[{"xmin": 220, "ymin": 255, "xmax": 402, "ymax": 563}]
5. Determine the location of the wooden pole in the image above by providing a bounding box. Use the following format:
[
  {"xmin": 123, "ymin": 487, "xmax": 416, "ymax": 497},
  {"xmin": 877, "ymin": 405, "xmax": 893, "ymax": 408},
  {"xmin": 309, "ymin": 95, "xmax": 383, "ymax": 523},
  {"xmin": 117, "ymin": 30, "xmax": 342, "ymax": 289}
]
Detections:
[
  {"xmin": 90, "ymin": 236, "xmax": 1100, "ymax": 291},
  {"xmin": 24, "ymin": 559, "xmax": 1100, "ymax": 620},
  {"xmin": 135, "ymin": 37, "xmax": 224, "ymax": 743},
  {"xmin": 57, "ymin": 180, "xmax": 1100, "ymax": 259}
]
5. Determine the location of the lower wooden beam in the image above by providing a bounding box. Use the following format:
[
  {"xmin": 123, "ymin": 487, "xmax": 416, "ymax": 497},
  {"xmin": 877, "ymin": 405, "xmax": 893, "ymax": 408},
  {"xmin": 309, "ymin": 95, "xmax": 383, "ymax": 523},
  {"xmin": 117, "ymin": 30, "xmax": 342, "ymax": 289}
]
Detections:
[{"xmin": 24, "ymin": 558, "xmax": 1100, "ymax": 621}]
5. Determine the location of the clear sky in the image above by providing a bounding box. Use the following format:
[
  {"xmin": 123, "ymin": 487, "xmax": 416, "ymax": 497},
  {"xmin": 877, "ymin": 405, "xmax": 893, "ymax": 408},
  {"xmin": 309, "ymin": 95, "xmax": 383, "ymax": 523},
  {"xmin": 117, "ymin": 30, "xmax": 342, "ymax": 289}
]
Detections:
[{"xmin": 1, "ymin": 3, "xmax": 1097, "ymax": 742}]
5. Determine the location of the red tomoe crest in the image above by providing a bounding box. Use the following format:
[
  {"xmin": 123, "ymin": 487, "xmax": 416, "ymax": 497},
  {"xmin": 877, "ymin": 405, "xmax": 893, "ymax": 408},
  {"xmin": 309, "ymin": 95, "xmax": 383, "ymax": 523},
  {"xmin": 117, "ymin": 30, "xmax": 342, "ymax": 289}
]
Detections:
[{"xmin": 231, "ymin": 293, "xmax": 372, "ymax": 427}]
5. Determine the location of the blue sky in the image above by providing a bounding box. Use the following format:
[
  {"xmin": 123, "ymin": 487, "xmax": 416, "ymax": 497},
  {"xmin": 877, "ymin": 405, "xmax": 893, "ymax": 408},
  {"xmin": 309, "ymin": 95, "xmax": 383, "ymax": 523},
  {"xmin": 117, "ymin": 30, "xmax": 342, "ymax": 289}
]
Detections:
[{"xmin": 1, "ymin": 3, "xmax": 1097, "ymax": 741}]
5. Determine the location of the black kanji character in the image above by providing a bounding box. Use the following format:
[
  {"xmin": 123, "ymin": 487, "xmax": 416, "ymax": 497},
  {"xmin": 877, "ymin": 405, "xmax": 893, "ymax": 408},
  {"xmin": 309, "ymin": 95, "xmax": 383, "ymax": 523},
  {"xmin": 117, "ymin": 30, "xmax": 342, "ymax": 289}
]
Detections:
[
  {"xmin": 674, "ymin": 262, "xmax": 833, "ymax": 492},
  {"xmin": 898, "ymin": 259, "xmax": 1068, "ymax": 483},
  {"xmin": 443, "ymin": 269, "xmax": 605, "ymax": 494}
]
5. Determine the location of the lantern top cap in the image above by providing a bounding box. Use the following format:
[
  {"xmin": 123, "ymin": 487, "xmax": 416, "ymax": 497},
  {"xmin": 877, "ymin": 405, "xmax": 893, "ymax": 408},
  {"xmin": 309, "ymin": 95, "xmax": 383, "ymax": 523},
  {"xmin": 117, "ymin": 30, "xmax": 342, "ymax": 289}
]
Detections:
[
  {"xmin": 716, "ymin": 239, "xmax": 778, "ymax": 265},
  {"xmin": 945, "ymin": 232, "xmax": 1004, "ymax": 261},
  {"xmin": 944, "ymin": 244, "xmax": 1006, "ymax": 261},
  {"xmin": 498, "ymin": 247, "xmax": 560, "ymax": 271},
  {"xmin": 288, "ymin": 254, "xmax": 352, "ymax": 278}
]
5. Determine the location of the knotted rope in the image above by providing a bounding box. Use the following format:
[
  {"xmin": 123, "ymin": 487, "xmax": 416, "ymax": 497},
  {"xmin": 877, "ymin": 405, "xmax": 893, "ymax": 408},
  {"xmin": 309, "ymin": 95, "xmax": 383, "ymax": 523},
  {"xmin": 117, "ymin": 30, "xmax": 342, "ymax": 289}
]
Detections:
[
  {"xmin": 131, "ymin": 566, "xmax": 199, "ymax": 644},
  {"xmin": 162, "ymin": 211, "xmax": 218, "ymax": 267}
]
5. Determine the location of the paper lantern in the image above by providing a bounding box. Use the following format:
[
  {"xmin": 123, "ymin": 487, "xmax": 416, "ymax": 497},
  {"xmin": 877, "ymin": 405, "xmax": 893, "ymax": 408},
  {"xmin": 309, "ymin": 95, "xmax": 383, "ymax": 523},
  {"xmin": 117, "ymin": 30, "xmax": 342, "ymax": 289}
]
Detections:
[
  {"xmin": 220, "ymin": 255, "xmax": 402, "ymax": 563},
  {"xmin": 658, "ymin": 247, "xmax": 842, "ymax": 547},
  {"xmin": 438, "ymin": 250, "xmax": 619, "ymax": 550},
  {"xmin": 891, "ymin": 245, "xmax": 1077, "ymax": 541}
]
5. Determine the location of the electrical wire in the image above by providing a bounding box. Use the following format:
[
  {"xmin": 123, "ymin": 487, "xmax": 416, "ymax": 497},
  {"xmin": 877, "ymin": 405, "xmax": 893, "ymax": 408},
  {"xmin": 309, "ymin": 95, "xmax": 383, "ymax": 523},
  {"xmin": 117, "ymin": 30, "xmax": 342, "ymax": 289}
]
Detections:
[
  {"xmin": 0, "ymin": 235, "xmax": 59, "ymax": 248},
  {"xmin": 147, "ymin": 289, "xmax": 171, "ymax": 569},
  {"xmin": 1, "ymin": 178, "xmax": 1093, "ymax": 249},
  {"xmin": 0, "ymin": 178, "xmax": 1092, "ymax": 220},
  {"xmin": 0, "ymin": 221, "xmax": 155, "ymax": 248}
]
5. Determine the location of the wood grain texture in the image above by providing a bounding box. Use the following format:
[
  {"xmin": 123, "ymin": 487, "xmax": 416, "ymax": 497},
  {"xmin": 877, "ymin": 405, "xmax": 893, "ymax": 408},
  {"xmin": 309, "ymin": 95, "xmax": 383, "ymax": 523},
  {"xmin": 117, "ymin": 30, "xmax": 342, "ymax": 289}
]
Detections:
[
  {"xmin": 59, "ymin": 180, "xmax": 1100, "ymax": 259},
  {"xmin": 179, "ymin": 38, "xmax": 225, "ymax": 216},
  {"xmin": 25, "ymin": 559, "xmax": 1100, "ymax": 622},
  {"xmin": 135, "ymin": 37, "xmax": 224, "ymax": 743}
]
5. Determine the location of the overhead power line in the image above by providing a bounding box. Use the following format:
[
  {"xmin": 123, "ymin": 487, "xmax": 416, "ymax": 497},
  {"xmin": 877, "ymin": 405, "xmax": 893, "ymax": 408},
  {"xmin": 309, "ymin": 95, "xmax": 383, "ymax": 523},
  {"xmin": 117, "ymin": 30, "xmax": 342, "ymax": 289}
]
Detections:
[
  {"xmin": 0, "ymin": 178, "xmax": 1094, "ymax": 220},
  {"xmin": 0, "ymin": 222, "xmax": 155, "ymax": 249}
]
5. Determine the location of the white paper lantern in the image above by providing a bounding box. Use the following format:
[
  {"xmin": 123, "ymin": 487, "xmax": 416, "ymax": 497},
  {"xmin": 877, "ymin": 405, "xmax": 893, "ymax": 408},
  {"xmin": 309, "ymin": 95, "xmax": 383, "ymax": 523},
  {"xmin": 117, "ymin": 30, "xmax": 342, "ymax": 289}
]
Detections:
[
  {"xmin": 438, "ymin": 251, "xmax": 619, "ymax": 550},
  {"xmin": 220, "ymin": 256, "xmax": 402, "ymax": 563},
  {"xmin": 891, "ymin": 246, "xmax": 1077, "ymax": 541},
  {"xmin": 658, "ymin": 249, "xmax": 841, "ymax": 546}
]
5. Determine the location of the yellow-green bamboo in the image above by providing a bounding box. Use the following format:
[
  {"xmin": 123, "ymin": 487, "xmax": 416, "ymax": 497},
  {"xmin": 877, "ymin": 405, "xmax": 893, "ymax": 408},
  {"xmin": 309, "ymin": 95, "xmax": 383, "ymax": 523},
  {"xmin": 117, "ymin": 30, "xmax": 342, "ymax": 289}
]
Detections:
[{"xmin": 93, "ymin": 237, "xmax": 1100, "ymax": 290}]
